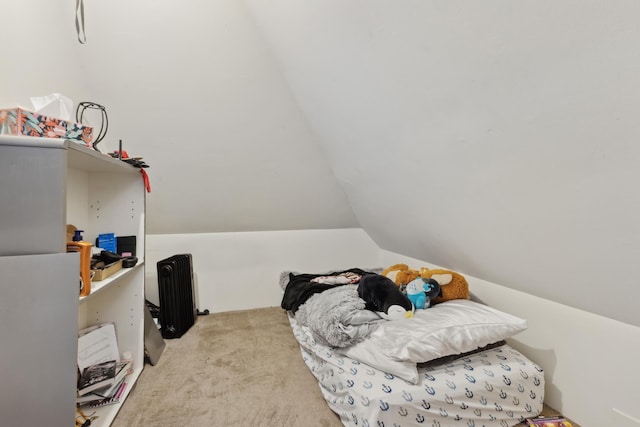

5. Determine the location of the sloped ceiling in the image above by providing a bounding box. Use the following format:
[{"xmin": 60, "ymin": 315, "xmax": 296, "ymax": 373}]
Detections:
[
  {"xmin": 74, "ymin": 0, "xmax": 359, "ymax": 234},
  {"xmin": 1, "ymin": 1, "xmax": 89, "ymax": 110},
  {"xmin": 244, "ymin": 0, "xmax": 640, "ymax": 327},
  {"xmin": 3, "ymin": 1, "xmax": 638, "ymax": 327}
]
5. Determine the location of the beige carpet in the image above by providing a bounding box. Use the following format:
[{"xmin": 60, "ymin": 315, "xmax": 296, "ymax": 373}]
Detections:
[
  {"xmin": 112, "ymin": 307, "xmax": 343, "ymax": 427},
  {"xmin": 112, "ymin": 306, "xmax": 575, "ymax": 427}
]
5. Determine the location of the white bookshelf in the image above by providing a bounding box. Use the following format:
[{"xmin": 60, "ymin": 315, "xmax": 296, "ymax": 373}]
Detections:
[{"xmin": 0, "ymin": 134, "xmax": 146, "ymax": 427}]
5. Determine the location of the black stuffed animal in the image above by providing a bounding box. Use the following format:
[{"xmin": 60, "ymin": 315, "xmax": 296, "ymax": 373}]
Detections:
[{"xmin": 357, "ymin": 274, "xmax": 414, "ymax": 320}]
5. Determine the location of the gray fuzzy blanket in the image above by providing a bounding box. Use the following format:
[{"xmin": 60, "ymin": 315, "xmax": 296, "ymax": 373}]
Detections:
[{"xmin": 295, "ymin": 284, "xmax": 381, "ymax": 348}]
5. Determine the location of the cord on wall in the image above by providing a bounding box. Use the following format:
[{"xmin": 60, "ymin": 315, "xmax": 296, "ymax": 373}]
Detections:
[{"xmin": 75, "ymin": 0, "xmax": 86, "ymax": 44}]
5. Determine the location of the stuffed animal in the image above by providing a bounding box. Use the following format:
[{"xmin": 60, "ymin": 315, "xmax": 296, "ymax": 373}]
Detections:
[
  {"xmin": 357, "ymin": 274, "xmax": 414, "ymax": 320},
  {"xmin": 405, "ymin": 277, "xmax": 441, "ymax": 309},
  {"xmin": 381, "ymin": 263, "xmax": 420, "ymax": 292},
  {"xmin": 419, "ymin": 267, "xmax": 469, "ymax": 304}
]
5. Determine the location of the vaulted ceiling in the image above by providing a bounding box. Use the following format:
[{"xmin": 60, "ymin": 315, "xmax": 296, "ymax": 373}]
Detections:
[{"xmin": 3, "ymin": 0, "xmax": 639, "ymax": 327}]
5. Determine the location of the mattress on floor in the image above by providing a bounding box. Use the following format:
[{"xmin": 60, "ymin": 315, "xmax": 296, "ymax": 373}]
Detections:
[{"xmin": 290, "ymin": 315, "xmax": 545, "ymax": 427}]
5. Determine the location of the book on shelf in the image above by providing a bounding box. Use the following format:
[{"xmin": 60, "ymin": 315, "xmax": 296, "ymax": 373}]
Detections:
[
  {"xmin": 77, "ymin": 360, "xmax": 117, "ymax": 396},
  {"xmin": 77, "ymin": 322, "xmax": 126, "ymax": 397},
  {"xmin": 78, "ymin": 380, "xmax": 128, "ymax": 408},
  {"xmin": 77, "ymin": 360, "xmax": 131, "ymax": 400}
]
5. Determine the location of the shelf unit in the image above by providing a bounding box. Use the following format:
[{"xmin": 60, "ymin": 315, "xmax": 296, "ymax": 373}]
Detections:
[{"xmin": 0, "ymin": 134, "xmax": 146, "ymax": 427}]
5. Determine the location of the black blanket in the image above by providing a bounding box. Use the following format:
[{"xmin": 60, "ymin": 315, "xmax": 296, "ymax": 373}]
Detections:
[{"xmin": 280, "ymin": 268, "xmax": 378, "ymax": 313}]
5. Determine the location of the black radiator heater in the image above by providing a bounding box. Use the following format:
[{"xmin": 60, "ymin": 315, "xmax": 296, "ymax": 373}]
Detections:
[{"xmin": 157, "ymin": 253, "xmax": 199, "ymax": 339}]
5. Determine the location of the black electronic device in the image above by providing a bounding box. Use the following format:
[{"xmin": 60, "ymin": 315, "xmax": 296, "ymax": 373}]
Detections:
[
  {"xmin": 122, "ymin": 256, "xmax": 138, "ymax": 268},
  {"xmin": 116, "ymin": 236, "xmax": 136, "ymax": 257}
]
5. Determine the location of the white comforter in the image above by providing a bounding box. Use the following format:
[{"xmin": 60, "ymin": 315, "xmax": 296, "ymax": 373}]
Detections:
[{"xmin": 290, "ymin": 313, "xmax": 545, "ymax": 427}]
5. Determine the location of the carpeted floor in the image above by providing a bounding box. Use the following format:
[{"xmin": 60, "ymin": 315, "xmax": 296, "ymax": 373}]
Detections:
[
  {"xmin": 112, "ymin": 306, "xmax": 576, "ymax": 427},
  {"xmin": 112, "ymin": 307, "xmax": 343, "ymax": 427}
]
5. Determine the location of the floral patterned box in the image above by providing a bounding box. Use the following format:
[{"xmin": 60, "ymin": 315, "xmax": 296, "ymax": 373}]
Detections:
[{"xmin": 0, "ymin": 107, "xmax": 93, "ymax": 144}]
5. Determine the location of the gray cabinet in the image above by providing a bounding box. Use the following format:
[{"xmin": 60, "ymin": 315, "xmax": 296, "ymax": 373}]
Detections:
[
  {"xmin": 0, "ymin": 253, "xmax": 79, "ymax": 427},
  {"xmin": 0, "ymin": 135, "xmax": 146, "ymax": 427}
]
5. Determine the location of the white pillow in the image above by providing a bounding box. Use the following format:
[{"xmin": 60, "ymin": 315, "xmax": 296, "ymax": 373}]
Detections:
[
  {"xmin": 338, "ymin": 339, "xmax": 421, "ymax": 384},
  {"xmin": 290, "ymin": 312, "xmax": 420, "ymax": 384},
  {"xmin": 339, "ymin": 299, "xmax": 527, "ymax": 384}
]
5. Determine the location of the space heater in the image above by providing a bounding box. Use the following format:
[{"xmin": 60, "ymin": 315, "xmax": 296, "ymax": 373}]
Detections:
[{"xmin": 157, "ymin": 254, "xmax": 197, "ymax": 339}]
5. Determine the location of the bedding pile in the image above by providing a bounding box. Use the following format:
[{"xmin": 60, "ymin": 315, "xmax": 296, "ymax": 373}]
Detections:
[
  {"xmin": 281, "ymin": 268, "xmax": 545, "ymax": 427},
  {"xmin": 281, "ymin": 268, "xmax": 385, "ymax": 348},
  {"xmin": 295, "ymin": 284, "xmax": 382, "ymax": 348}
]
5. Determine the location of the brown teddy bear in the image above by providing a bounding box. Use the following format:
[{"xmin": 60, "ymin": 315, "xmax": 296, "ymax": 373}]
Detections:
[
  {"xmin": 419, "ymin": 267, "xmax": 469, "ymax": 304},
  {"xmin": 382, "ymin": 263, "xmax": 470, "ymax": 304},
  {"xmin": 381, "ymin": 263, "xmax": 420, "ymax": 292}
]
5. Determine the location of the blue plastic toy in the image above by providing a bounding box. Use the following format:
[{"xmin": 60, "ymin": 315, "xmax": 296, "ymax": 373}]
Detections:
[{"xmin": 406, "ymin": 278, "xmax": 441, "ymax": 309}]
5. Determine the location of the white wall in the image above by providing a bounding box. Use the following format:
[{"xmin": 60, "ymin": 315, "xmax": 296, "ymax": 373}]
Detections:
[
  {"xmin": 6, "ymin": 1, "xmax": 638, "ymax": 330},
  {"xmin": 0, "ymin": 0, "xmax": 89, "ymax": 108},
  {"xmin": 246, "ymin": 0, "xmax": 640, "ymax": 328},
  {"xmin": 73, "ymin": 0, "xmax": 358, "ymax": 235},
  {"xmin": 144, "ymin": 228, "xmax": 379, "ymax": 313},
  {"xmin": 378, "ymin": 250, "xmax": 640, "ymax": 427}
]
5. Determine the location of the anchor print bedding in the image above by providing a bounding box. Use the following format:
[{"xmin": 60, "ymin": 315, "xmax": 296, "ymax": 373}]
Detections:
[{"xmin": 290, "ymin": 315, "xmax": 545, "ymax": 427}]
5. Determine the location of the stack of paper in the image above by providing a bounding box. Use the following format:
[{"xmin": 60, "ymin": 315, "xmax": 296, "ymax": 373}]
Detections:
[{"xmin": 76, "ymin": 323, "xmax": 130, "ymax": 407}]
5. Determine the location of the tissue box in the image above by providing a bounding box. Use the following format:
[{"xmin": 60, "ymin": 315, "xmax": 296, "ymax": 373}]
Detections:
[{"xmin": 0, "ymin": 107, "xmax": 93, "ymax": 144}]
